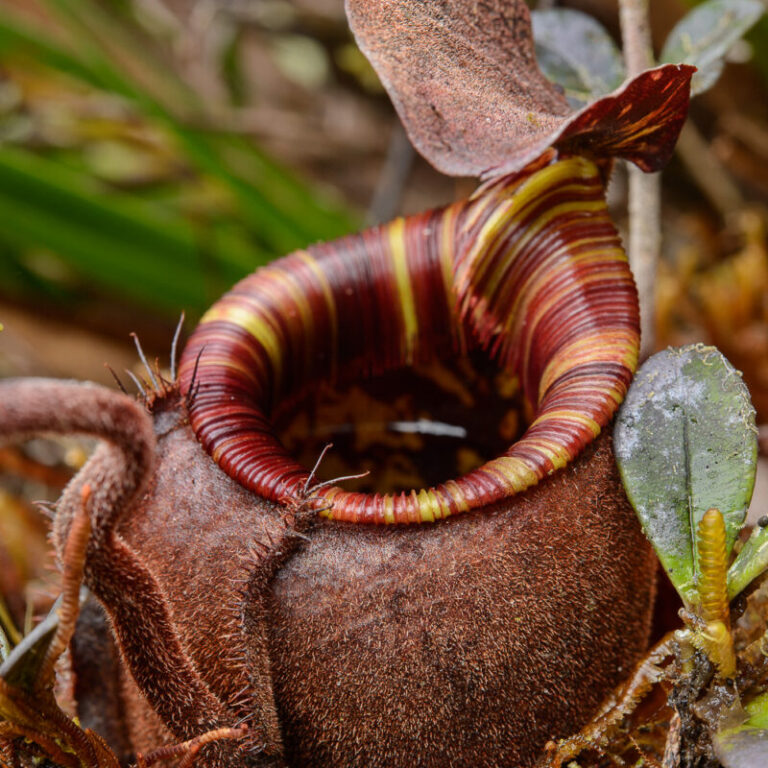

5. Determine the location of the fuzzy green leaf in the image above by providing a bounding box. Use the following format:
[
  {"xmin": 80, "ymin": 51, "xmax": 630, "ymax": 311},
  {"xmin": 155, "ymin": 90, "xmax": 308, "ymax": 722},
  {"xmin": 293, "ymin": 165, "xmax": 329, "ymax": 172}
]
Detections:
[
  {"xmin": 660, "ymin": 0, "xmax": 765, "ymax": 95},
  {"xmin": 531, "ymin": 9, "xmax": 625, "ymax": 108},
  {"xmin": 614, "ymin": 345, "xmax": 757, "ymax": 606}
]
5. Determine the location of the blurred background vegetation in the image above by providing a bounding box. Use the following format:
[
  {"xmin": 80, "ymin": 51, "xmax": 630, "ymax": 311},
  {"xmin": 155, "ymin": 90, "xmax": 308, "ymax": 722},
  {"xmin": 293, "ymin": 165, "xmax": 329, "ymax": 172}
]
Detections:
[
  {"xmin": 0, "ymin": 0, "xmax": 363, "ymax": 368},
  {"xmin": 0, "ymin": 0, "xmax": 768, "ymax": 633},
  {"xmin": 1, "ymin": 0, "xmax": 767, "ymax": 380}
]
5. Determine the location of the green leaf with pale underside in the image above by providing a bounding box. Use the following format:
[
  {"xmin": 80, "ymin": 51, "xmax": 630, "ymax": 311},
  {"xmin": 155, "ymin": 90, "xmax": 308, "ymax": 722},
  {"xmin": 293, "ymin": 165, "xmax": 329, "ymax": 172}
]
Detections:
[
  {"xmin": 614, "ymin": 345, "xmax": 757, "ymax": 606},
  {"xmin": 660, "ymin": 0, "xmax": 765, "ymax": 95},
  {"xmin": 531, "ymin": 9, "xmax": 625, "ymax": 108}
]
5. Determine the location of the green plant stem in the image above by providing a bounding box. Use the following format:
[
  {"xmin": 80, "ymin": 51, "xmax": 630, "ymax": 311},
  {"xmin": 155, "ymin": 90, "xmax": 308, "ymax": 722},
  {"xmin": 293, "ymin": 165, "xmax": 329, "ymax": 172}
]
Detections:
[{"xmin": 619, "ymin": 0, "xmax": 660, "ymax": 359}]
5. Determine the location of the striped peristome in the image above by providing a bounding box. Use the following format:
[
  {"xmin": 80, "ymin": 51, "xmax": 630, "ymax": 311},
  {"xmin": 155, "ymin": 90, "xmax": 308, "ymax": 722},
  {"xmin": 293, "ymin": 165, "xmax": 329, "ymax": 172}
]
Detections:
[{"xmin": 178, "ymin": 155, "xmax": 639, "ymax": 524}]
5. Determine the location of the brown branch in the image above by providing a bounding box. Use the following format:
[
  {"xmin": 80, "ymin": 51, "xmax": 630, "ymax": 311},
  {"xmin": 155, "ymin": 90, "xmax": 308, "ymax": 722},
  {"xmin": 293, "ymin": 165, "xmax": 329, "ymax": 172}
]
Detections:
[
  {"xmin": 367, "ymin": 123, "xmax": 415, "ymax": 225},
  {"xmin": 619, "ymin": 0, "xmax": 660, "ymax": 359},
  {"xmin": 675, "ymin": 120, "xmax": 744, "ymax": 218},
  {"xmin": 0, "ymin": 447, "xmax": 73, "ymax": 487}
]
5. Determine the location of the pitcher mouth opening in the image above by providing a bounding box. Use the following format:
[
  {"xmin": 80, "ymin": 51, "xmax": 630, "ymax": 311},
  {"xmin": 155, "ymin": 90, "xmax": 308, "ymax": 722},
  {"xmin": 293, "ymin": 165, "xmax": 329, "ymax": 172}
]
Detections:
[
  {"xmin": 178, "ymin": 157, "xmax": 640, "ymax": 524},
  {"xmin": 273, "ymin": 352, "xmax": 525, "ymax": 497}
]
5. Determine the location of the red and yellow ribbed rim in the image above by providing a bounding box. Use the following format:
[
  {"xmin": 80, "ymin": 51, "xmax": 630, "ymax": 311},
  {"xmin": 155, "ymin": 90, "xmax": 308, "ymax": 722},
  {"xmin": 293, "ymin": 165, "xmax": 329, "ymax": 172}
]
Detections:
[{"xmin": 178, "ymin": 156, "xmax": 639, "ymax": 523}]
